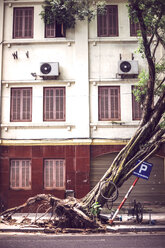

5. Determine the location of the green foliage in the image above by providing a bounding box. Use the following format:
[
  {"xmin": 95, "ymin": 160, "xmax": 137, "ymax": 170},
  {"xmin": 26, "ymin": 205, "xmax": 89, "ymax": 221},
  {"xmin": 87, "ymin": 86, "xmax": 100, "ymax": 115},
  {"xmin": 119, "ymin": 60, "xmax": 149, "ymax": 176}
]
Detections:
[
  {"xmin": 90, "ymin": 202, "xmax": 102, "ymax": 216},
  {"xmin": 133, "ymin": 70, "xmax": 148, "ymax": 103},
  {"xmin": 40, "ymin": 0, "xmax": 106, "ymax": 29},
  {"xmin": 160, "ymin": 115, "xmax": 165, "ymax": 129},
  {"xmin": 128, "ymin": 0, "xmax": 165, "ymax": 105},
  {"xmin": 127, "ymin": 0, "xmax": 165, "ymax": 36},
  {"xmin": 135, "ymin": 37, "xmax": 145, "ymax": 58}
]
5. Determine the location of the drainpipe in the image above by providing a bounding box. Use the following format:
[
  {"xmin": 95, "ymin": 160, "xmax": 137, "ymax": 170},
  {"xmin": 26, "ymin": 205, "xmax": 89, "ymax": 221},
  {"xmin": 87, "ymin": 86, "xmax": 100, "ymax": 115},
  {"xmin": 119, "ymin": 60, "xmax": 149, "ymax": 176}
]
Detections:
[{"xmin": 0, "ymin": 0, "xmax": 4, "ymax": 142}]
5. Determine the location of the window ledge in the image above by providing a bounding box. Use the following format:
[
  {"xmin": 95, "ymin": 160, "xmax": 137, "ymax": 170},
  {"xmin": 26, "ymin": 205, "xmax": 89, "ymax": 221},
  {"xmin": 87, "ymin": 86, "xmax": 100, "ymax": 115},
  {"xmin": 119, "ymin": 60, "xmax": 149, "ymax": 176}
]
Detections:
[
  {"xmin": 5, "ymin": 0, "xmax": 44, "ymax": 3},
  {"xmin": 1, "ymin": 123, "xmax": 75, "ymax": 130},
  {"xmin": 4, "ymin": 39, "xmax": 75, "ymax": 46},
  {"xmin": 89, "ymin": 78, "xmax": 138, "ymax": 84},
  {"xmin": 89, "ymin": 37, "xmax": 138, "ymax": 43},
  {"xmin": 90, "ymin": 121, "xmax": 140, "ymax": 129},
  {"xmin": 2, "ymin": 80, "xmax": 75, "ymax": 86}
]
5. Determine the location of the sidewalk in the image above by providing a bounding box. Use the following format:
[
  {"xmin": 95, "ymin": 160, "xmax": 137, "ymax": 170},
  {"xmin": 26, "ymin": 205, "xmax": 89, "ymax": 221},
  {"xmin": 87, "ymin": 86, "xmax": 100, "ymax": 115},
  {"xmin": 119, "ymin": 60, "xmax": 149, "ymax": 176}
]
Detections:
[
  {"xmin": 103, "ymin": 213, "xmax": 165, "ymax": 233},
  {"xmin": 0, "ymin": 211, "xmax": 165, "ymax": 234}
]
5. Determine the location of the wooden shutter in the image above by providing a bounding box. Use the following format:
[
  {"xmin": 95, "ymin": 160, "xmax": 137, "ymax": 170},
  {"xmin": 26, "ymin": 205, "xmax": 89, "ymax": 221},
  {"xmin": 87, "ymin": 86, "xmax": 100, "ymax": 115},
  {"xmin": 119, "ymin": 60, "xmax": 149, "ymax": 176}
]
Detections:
[
  {"xmin": 110, "ymin": 87, "xmax": 120, "ymax": 119},
  {"xmin": 10, "ymin": 160, "xmax": 31, "ymax": 189},
  {"xmin": 11, "ymin": 88, "xmax": 21, "ymax": 121},
  {"xmin": 22, "ymin": 88, "xmax": 32, "ymax": 121},
  {"xmin": 130, "ymin": 19, "xmax": 140, "ymax": 36},
  {"xmin": 97, "ymin": 7, "xmax": 108, "ymax": 36},
  {"xmin": 13, "ymin": 8, "xmax": 33, "ymax": 38},
  {"xmin": 44, "ymin": 159, "xmax": 65, "ymax": 189},
  {"xmin": 21, "ymin": 160, "xmax": 31, "ymax": 188},
  {"xmin": 98, "ymin": 86, "xmax": 120, "ymax": 121},
  {"xmin": 11, "ymin": 88, "xmax": 32, "ymax": 122},
  {"xmin": 45, "ymin": 22, "xmax": 56, "ymax": 38},
  {"xmin": 98, "ymin": 5, "xmax": 118, "ymax": 37},
  {"xmin": 44, "ymin": 87, "xmax": 65, "ymax": 121},
  {"xmin": 108, "ymin": 5, "xmax": 118, "ymax": 36},
  {"xmin": 132, "ymin": 86, "xmax": 142, "ymax": 120}
]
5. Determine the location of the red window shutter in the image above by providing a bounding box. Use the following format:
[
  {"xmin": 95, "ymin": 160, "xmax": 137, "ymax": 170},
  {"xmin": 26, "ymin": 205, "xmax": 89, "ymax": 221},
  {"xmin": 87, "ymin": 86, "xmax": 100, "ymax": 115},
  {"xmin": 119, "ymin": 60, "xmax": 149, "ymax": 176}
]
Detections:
[
  {"xmin": 98, "ymin": 5, "xmax": 118, "ymax": 37},
  {"xmin": 22, "ymin": 160, "xmax": 31, "ymax": 188},
  {"xmin": 108, "ymin": 5, "xmax": 118, "ymax": 36},
  {"xmin": 44, "ymin": 159, "xmax": 65, "ymax": 189},
  {"xmin": 132, "ymin": 86, "xmax": 142, "ymax": 120},
  {"xmin": 99, "ymin": 86, "xmax": 120, "ymax": 121},
  {"xmin": 13, "ymin": 8, "xmax": 33, "ymax": 38},
  {"xmin": 130, "ymin": 19, "xmax": 140, "ymax": 36},
  {"xmin": 97, "ymin": 8, "xmax": 108, "ymax": 36},
  {"xmin": 44, "ymin": 160, "xmax": 50, "ymax": 188},
  {"xmin": 24, "ymin": 8, "xmax": 33, "ymax": 37},
  {"xmin": 44, "ymin": 88, "xmax": 54, "ymax": 120},
  {"xmin": 44, "ymin": 87, "xmax": 65, "ymax": 121},
  {"xmin": 11, "ymin": 88, "xmax": 32, "ymax": 122},
  {"xmin": 10, "ymin": 160, "xmax": 31, "ymax": 189},
  {"xmin": 110, "ymin": 88, "xmax": 119, "ymax": 119},
  {"xmin": 45, "ymin": 22, "xmax": 56, "ymax": 38},
  {"xmin": 11, "ymin": 89, "xmax": 21, "ymax": 121},
  {"xmin": 22, "ymin": 88, "xmax": 32, "ymax": 120}
]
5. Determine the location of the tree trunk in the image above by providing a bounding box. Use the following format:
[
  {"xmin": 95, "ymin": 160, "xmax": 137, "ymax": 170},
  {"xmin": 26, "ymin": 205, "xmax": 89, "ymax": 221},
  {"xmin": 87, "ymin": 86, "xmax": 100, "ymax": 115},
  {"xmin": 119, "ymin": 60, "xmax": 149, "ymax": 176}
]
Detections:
[{"xmin": 81, "ymin": 124, "xmax": 163, "ymax": 210}]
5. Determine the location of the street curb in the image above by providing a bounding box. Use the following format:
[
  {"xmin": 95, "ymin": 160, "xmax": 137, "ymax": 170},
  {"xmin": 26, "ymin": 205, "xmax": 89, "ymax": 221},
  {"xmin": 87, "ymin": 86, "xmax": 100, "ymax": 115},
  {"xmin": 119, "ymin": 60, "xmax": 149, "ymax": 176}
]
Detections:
[
  {"xmin": 0, "ymin": 227, "xmax": 45, "ymax": 233},
  {"xmin": 107, "ymin": 225, "xmax": 165, "ymax": 233},
  {"xmin": 0, "ymin": 225, "xmax": 165, "ymax": 233}
]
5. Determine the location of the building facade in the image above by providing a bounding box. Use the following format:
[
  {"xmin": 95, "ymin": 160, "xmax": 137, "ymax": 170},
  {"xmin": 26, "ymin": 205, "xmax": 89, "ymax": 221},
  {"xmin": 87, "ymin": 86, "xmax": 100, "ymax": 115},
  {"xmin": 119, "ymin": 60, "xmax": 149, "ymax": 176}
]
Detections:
[{"xmin": 0, "ymin": 0, "xmax": 165, "ymax": 210}]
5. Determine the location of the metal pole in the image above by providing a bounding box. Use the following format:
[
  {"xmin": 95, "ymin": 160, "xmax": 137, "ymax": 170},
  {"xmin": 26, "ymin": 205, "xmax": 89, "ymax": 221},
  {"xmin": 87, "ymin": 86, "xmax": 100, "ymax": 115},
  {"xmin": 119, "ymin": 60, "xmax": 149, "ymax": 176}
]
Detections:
[{"xmin": 109, "ymin": 177, "xmax": 139, "ymax": 225}]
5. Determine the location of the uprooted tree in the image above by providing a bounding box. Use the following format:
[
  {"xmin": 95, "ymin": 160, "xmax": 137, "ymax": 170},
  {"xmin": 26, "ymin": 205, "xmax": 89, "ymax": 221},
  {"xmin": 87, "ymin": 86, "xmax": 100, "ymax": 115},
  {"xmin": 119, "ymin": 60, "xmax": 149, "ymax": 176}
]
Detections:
[{"xmin": 1, "ymin": 0, "xmax": 165, "ymax": 229}]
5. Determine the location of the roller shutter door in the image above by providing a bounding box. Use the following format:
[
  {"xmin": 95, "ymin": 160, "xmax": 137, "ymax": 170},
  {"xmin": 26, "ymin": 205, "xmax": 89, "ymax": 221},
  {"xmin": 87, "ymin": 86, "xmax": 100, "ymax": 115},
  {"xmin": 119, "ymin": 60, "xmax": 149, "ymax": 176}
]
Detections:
[{"xmin": 90, "ymin": 153, "xmax": 165, "ymax": 205}]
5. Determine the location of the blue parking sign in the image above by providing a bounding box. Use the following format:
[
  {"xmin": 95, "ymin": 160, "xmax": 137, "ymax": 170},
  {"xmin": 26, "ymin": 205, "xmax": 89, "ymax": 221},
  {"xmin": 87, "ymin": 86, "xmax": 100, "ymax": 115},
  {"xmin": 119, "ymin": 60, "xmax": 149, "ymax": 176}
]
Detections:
[{"xmin": 133, "ymin": 160, "xmax": 153, "ymax": 180}]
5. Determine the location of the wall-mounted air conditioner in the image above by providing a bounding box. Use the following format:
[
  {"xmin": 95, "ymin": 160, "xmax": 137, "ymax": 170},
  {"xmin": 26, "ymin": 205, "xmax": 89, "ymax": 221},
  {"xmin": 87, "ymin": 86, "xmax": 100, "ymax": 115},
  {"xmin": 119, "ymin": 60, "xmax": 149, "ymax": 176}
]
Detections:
[
  {"xmin": 40, "ymin": 62, "xmax": 59, "ymax": 77},
  {"xmin": 118, "ymin": 60, "xmax": 139, "ymax": 75}
]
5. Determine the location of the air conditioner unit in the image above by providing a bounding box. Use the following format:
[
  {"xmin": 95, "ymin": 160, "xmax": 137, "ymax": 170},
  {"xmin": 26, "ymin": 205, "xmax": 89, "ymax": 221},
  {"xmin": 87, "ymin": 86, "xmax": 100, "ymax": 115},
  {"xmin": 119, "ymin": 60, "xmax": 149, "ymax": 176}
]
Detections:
[
  {"xmin": 118, "ymin": 60, "xmax": 138, "ymax": 75},
  {"xmin": 40, "ymin": 62, "xmax": 59, "ymax": 77}
]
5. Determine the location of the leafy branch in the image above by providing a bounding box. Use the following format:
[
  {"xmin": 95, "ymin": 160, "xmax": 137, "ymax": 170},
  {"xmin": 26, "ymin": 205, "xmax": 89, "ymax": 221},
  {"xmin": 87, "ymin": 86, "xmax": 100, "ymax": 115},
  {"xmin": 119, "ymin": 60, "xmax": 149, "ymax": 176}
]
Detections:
[{"xmin": 40, "ymin": 0, "xmax": 106, "ymax": 29}]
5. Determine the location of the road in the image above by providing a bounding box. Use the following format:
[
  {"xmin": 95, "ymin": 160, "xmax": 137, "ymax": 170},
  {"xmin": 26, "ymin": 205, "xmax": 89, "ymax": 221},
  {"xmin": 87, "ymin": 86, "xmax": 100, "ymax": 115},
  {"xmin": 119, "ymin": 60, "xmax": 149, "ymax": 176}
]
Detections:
[{"xmin": 0, "ymin": 233, "xmax": 165, "ymax": 248}]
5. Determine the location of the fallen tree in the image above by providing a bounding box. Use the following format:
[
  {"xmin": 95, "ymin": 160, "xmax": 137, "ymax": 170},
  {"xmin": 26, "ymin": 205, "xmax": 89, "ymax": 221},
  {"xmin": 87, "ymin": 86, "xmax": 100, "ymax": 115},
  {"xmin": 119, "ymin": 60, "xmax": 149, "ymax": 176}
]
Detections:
[{"xmin": 1, "ymin": 0, "xmax": 165, "ymax": 229}]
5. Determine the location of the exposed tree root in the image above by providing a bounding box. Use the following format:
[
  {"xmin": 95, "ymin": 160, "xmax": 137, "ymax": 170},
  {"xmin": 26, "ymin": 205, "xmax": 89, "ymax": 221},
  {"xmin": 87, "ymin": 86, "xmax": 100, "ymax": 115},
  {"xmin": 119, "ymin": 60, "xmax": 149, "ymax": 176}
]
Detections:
[{"xmin": 0, "ymin": 194, "xmax": 103, "ymax": 230}]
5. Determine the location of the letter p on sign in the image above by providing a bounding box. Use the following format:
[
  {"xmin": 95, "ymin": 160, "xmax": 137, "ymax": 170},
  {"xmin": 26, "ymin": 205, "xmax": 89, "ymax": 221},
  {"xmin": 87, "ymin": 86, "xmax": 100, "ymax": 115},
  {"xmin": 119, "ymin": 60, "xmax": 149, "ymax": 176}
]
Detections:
[
  {"xmin": 139, "ymin": 164, "xmax": 148, "ymax": 174},
  {"xmin": 133, "ymin": 160, "xmax": 153, "ymax": 180}
]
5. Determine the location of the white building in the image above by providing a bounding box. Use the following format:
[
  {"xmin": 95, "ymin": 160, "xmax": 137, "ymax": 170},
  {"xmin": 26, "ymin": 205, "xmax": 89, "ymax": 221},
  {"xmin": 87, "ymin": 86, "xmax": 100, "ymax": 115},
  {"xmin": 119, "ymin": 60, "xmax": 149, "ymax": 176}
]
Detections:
[{"xmin": 0, "ymin": 0, "xmax": 164, "ymax": 209}]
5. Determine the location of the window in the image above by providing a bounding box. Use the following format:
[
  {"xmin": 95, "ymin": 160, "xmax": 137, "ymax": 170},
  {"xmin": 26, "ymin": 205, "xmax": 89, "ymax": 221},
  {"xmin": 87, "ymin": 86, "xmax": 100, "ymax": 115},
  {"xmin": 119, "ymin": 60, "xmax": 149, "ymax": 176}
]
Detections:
[
  {"xmin": 44, "ymin": 159, "xmax": 65, "ymax": 189},
  {"xmin": 98, "ymin": 86, "xmax": 120, "ymax": 121},
  {"xmin": 130, "ymin": 19, "xmax": 140, "ymax": 36},
  {"xmin": 45, "ymin": 22, "xmax": 65, "ymax": 38},
  {"xmin": 13, "ymin": 7, "xmax": 34, "ymax": 39},
  {"xmin": 10, "ymin": 160, "xmax": 31, "ymax": 189},
  {"xmin": 10, "ymin": 88, "xmax": 32, "ymax": 122},
  {"xmin": 132, "ymin": 86, "xmax": 142, "ymax": 120},
  {"xmin": 43, "ymin": 87, "xmax": 65, "ymax": 121},
  {"xmin": 98, "ymin": 5, "xmax": 118, "ymax": 37}
]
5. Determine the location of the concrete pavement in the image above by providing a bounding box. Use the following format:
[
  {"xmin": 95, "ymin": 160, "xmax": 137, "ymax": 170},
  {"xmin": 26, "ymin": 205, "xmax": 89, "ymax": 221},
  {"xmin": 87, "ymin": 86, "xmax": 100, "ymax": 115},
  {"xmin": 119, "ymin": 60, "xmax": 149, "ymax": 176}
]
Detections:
[{"xmin": 0, "ymin": 211, "xmax": 165, "ymax": 233}]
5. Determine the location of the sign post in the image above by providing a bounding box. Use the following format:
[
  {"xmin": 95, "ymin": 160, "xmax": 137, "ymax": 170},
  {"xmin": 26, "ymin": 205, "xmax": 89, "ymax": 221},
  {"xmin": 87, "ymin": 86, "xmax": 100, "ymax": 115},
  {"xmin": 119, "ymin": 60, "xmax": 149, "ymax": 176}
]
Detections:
[{"xmin": 109, "ymin": 160, "xmax": 153, "ymax": 225}]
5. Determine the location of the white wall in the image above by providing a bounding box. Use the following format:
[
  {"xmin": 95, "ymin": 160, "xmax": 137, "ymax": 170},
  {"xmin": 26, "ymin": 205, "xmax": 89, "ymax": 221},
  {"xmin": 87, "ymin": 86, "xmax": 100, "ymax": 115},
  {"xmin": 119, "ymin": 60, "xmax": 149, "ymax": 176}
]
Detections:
[{"xmin": 1, "ymin": 0, "xmax": 159, "ymax": 143}]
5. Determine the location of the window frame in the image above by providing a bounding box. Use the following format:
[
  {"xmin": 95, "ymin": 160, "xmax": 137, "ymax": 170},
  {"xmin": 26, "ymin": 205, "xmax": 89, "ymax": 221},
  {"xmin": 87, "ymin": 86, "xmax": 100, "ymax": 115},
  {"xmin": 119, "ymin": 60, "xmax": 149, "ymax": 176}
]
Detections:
[
  {"xmin": 132, "ymin": 86, "xmax": 142, "ymax": 120},
  {"xmin": 44, "ymin": 159, "xmax": 65, "ymax": 190},
  {"xmin": 98, "ymin": 86, "xmax": 121, "ymax": 121},
  {"xmin": 10, "ymin": 159, "xmax": 31, "ymax": 190},
  {"xmin": 10, "ymin": 87, "xmax": 32, "ymax": 122},
  {"xmin": 45, "ymin": 21, "xmax": 65, "ymax": 38},
  {"xmin": 97, "ymin": 5, "xmax": 119, "ymax": 37},
  {"xmin": 13, "ymin": 7, "xmax": 34, "ymax": 39},
  {"xmin": 130, "ymin": 19, "xmax": 140, "ymax": 37},
  {"xmin": 43, "ymin": 87, "xmax": 66, "ymax": 121}
]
